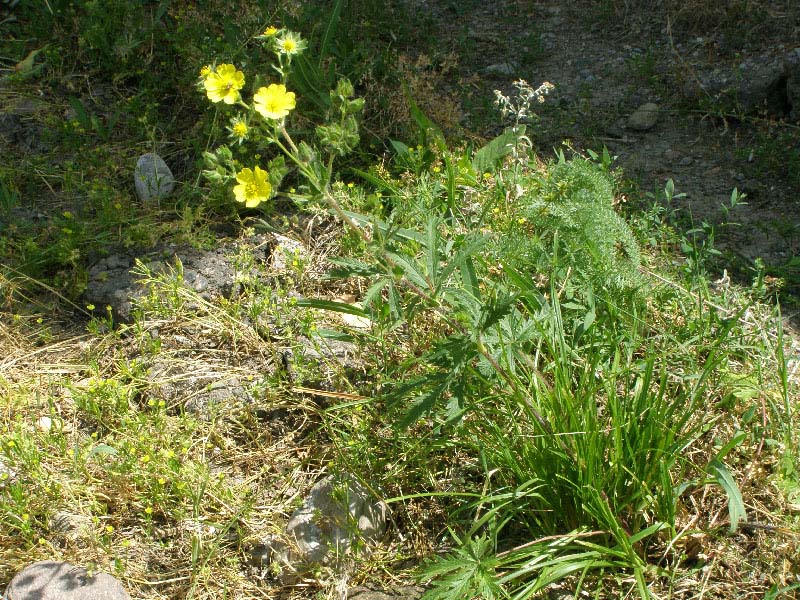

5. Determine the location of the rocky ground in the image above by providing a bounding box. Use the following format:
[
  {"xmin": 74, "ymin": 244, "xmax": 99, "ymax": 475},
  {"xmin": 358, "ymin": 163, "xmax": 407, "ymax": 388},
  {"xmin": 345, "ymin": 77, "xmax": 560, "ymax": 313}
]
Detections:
[{"xmin": 407, "ymin": 0, "xmax": 800, "ymax": 300}]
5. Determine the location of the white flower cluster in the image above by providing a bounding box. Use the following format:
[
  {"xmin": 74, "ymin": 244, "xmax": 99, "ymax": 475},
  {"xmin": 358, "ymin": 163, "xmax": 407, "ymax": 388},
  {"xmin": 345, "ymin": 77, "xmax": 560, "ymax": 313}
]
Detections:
[{"xmin": 494, "ymin": 80, "xmax": 555, "ymax": 122}]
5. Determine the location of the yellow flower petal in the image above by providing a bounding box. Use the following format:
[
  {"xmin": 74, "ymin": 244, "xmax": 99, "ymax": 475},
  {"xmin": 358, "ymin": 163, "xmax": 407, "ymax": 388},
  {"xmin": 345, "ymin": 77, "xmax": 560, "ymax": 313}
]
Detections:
[
  {"xmin": 233, "ymin": 166, "xmax": 272, "ymax": 208},
  {"xmin": 203, "ymin": 64, "xmax": 245, "ymax": 104},
  {"xmin": 253, "ymin": 84, "xmax": 296, "ymax": 120}
]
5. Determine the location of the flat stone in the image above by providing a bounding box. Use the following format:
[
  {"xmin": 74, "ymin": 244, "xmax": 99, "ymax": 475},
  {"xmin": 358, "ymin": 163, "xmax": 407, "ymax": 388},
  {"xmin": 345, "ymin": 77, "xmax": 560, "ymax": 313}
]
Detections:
[
  {"xmin": 627, "ymin": 102, "xmax": 660, "ymax": 131},
  {"xmin": 5, "ymin": 561, "xmax": 130, "ymax": 600},
  {"xmin": 0, "ymin": 458, "xmax": 16, "ymax": 488},
  {"xmin": 484, "ymin": 62, "xmax": 517, "ymax": 77},
  {"xmin": 49, "ymin": 511, "xmax": 94, "ymax": 543},
  {"xmin": 146, "ymin": 358, "xmax": 262, "ymax": 417},
  {"xmin": 134, "ymin": 153, "xmax": 175, "ymax": 202},
  {"xmin": 85, "ymin": 238, "xmax": 264, "ymax": 322},
  {"xmin": 270, "ymin": 234, "xmax": 309, "ymax": 272},
  {"xmin": 286, "ymin": 475, "xmax": 387, "ymax": 565}
]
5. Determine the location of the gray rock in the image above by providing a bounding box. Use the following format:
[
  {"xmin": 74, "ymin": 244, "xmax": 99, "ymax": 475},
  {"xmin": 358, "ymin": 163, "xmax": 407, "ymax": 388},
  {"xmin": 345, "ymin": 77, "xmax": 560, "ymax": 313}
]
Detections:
[
  {"xmin": 286, "ymin": 475, "xmax": 387, "ymax": 565},
  {"xmin": 627, "ymin": 102, "xmax": 660, "ymax": 131},
  {"xmin": 146, "ymin": 358, "xmax": 262, "ymax": 417},
  {"xmin": 49, "ymin": 511, "xmax": 94, "ymax": 544},
  {"xmin": 85, "ymin": 242, "xmax": 247, "ymax": 322},
  {"xmin": 5, "ymin": 561, "xmax": 130, "ymax": 600},
  {"xmin": 0, "ymin": 458, "xmax": 16, "ymax": 488},
  {"xmin": 134, "ymin": 152, "xmax": 175, "ymax": 202},
  {"xmin": 484, "ymin": 62, "xmax": 517, "ymax": 77},
  {"xmin": 286, "ymin": 336, "xmax": 362, "ymax": 388},
  {"xmin": 270, "ymin": 234, "xmax": 309, "ymax": 272},
  {"xmin": 84, "ymin": 254, "xmax": 141, "ymax": 322},
  {"xmin": 786, "ymin": 48, "xmax": 800, "ymax": 121},
  {"xmin": 684, "ymin": 53, "xmax": 788, "ymax": 115}
]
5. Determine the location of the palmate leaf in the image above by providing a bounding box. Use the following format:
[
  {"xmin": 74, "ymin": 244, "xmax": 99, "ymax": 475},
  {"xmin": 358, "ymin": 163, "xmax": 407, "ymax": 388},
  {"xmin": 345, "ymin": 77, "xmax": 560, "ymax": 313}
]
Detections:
[
  {"xmin": 397, "ymin": 376, "xmax": 451, "ymax": 429},
  {"xmin": 326, "ymin": 256, "xmax": 382, "ymax": 278},
  {"xmin": 421, "ymin": 534, "xmax": 507, "ymax": 600}
]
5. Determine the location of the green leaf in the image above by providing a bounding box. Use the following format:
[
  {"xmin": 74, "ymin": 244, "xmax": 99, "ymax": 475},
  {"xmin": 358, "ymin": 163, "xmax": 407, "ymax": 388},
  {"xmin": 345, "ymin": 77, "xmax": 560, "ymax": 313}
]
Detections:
[
  {"xmin": 472, "ymin": 125, "xmax": 526, "ymax": 175},
  {"xmin": 350, "ymin": 167, "xmax": 401, "ymax": 197},
  {"xmin": 318, "ymin": 0, "xmax": 344, "ymax": 68},
  {"xmin": 403, "ymin": 83, "xmax": 447, "ymax": 151},
  {"xmin": 294, "ymin": 298, "xmax": 369, "ymax": 318},
  {"xmin": 706, "ymin": 458, "xmax": 746, "ymax": 532},
  {"xmin": 713, "ymin": 430, "xmax": 747, "ymax": 463},
  {"xmin": 86, "ymin": 444, "xmax": 118, "ymax": 459},
  {"xmin": 460, "ymin": 256, "xmax": 480, "ymax": 300},
  {"xmin": 326, "ymin": 257, "xmax": 381, "ymax": 278}
]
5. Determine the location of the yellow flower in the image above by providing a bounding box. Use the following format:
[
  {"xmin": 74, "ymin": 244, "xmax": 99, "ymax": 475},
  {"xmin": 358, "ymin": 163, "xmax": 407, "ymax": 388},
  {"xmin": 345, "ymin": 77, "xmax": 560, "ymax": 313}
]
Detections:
[
  {"xmin": 233, "ymin": 166, "xmax": 272, "ymax": 208},
  {"xmin": 253, "ymin": 84, "xmax": 296, "ymax": 120},
  {"xmin": 203, "ymin": 64, "xmax": 245, "ymax": 104},
  {"xmin": 199, "ymin": 65, "xmax": 211, "ymax": 78},
  {"xmin": 263, "ymin": 26, "xmax": 278, "ymax": 36},
  {"xmin": 276, "ymin": 32, "xmax": 305, "ymax": 56}
]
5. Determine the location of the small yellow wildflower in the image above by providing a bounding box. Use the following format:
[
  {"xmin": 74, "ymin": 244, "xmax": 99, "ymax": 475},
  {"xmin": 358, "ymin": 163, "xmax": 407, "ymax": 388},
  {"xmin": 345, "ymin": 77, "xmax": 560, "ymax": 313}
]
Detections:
[
  {"xmin": 86, "ymin": 304, "xmax": 95, "ymax": 311},
  {"xmin": 105, "ymin": 525, "xmax": 114, "ymax": 533},
  {"xmin": 233, "ymin": 166, "xmax": 272, "ymax": 208},
  {"xmin": 140, "ymin": 454, "xmax": 151, "ymax": 464},
  {"xmin": 199, "ymin": 65, "xmax": 211, "ymax": 78},
  {"xmin": 158, "ymin": 477, "xmax": 166, "ymax": 485},
  {"xmin": 263, "ymin": 26, "xmax": 279, "ymax": 36},
  {"xmin": 253, "ymin": 83, "xmax": 296, "ymax": 120},
  {"xmin": 7, "ymin": 440, "xmax": 15, "ymax": 448},
  {"xmin": 144, "ymin": 507, "xmax": 153, "ymax": 515},
  {"xmin": 203, "ymin": 64, "xmax": 245, "ymax": 104}
]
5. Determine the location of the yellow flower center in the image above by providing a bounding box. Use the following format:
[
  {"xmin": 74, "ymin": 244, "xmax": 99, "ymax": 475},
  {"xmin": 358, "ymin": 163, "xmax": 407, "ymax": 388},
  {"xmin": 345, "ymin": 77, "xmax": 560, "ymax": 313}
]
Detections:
[
  {"xmin": 233, "ymin": 123, "xmax": 248, "ymax": 137},
  {"xmin": 246, "ymin": 183, "xmax": 259, "ymax": 198},
  {"xmin": 283, "ymin": 39, "xmax": 296, "ymax": 53}
]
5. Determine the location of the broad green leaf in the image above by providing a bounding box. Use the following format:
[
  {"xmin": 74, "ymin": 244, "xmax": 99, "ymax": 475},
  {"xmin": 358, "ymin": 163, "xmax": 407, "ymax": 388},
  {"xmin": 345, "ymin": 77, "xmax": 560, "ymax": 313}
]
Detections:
[
  {"xmin": 472, "ymin": 125, "xmax": 526, "ymax": 175},
  {"xmin": 707, "ymin": 458, "xmax": 746, "ymax": 532}
]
